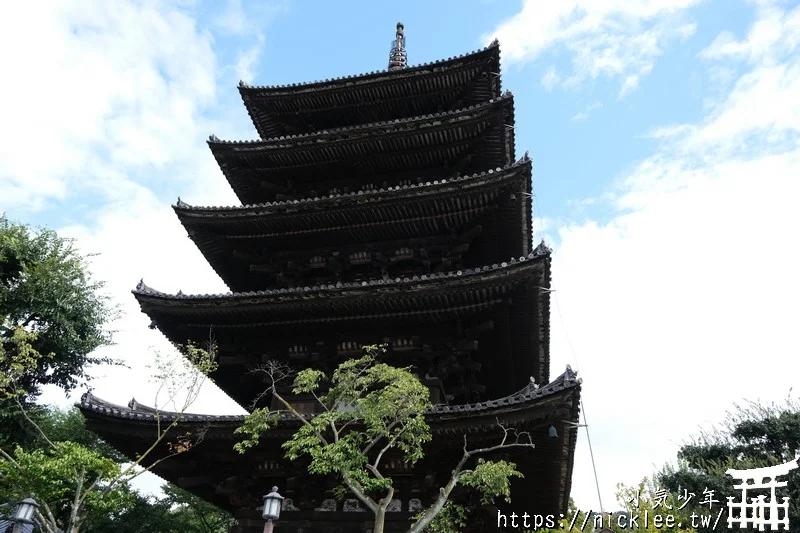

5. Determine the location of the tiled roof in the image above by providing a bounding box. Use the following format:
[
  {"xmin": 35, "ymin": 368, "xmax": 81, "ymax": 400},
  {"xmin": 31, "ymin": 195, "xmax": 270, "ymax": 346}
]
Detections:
[
  {"xmin": 78, "ymin": 364, "xmax": 580, "ymax": 423},
  {"xmin": 210, "ymin": 93, "xmax": 515, "ymax": 205},
  {"xmin": 133, "ymin": 240, "xmax": 551, "ymax": 302},
  {"xmin": 175, "ymin": 155, "xmax": 530, "ymax": 214},
  {"xmin": 238, "ymin": 42, "xmax": 502, "ymax": 139},
  {"xmin": 208, "ymin": 92, "xmax": 513, "ymax": 146}
]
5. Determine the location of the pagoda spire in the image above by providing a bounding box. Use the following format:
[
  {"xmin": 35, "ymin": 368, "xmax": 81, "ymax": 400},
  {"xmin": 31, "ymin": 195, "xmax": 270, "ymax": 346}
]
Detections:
[{"xmin": 388, "ymin": 22, "xmax": 407, "ymax": 71}]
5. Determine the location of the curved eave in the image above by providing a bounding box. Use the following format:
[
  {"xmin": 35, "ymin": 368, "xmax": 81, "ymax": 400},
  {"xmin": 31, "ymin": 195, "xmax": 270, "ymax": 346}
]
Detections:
[
  {"xmin": 209, "ymin": 95, "xmax": 516, "ymax": 205},
  {"xmin": 133, "ymin": 243, "xmax": 550, "ymax": 326},
  {"xmin": 210, "ymin": 93, "xmax": 513, "ymax": 150},
  {"xmin": 78, "ymin": 365, "xmax": 579, "ymax": 430},
  {"xmin": 174, "ymin": 160, "xmax": 531, "ymax": 291},
  {"xmin": 80, "ymin": 365, "xmax": 580, "ymax": 514},
  {"xmin": 77, "ymin": 367, "xmax": 581, "ymax": 517},
  {"xmin": 239, "ymin": 43, "xmax": 502, "ymax": 139},
  {"xmin": 176, "ymin": 158, "xmax": 530, "ymax": 219}
]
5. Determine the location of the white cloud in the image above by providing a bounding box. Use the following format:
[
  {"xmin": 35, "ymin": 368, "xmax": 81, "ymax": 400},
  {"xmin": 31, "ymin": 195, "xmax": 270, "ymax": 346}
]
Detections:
[
  {"xmin": 0, "ymin": 1, "xmax": 218, "ymax": 212},
  {"xmin": 570, "ymin": 100, "xmax": 603, "ymax": 122},
  {"xmin": 235, "ymin": 34, "xmax": 266, "ymax": 82},
  {"xmin": 217, "ymin": 0, "xmax": 251, "ymax": 34},
  {"xmin": 50, "ymin": 187, "xmax": 241, "ymax": 413},
  {"xmin": 554, "ymin": 2, "xmax": 800, "ymax": 510},
  {"xmin": 0, "ymin": 0, "xmax": 247, "ymax": 416},
  {"xmin": 640, "ymin": 123, "xmax": 694, "ymax": 139},
  {"xmin": 483, "ymin": 1, "xmax": 700, "ymax": 96},
  {"xmin": 541, "ymin": 66, "xmax": 561, "ymax": 91},
  {"xmin": 700, "ymin": 5, "xmax": 800, "ymax": 63}
]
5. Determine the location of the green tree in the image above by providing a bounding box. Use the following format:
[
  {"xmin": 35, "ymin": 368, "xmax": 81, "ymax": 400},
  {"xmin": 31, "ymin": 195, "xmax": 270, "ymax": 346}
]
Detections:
[
  {"xmin": 0, "ymin": 215, "xmax": 115, "ymax": 394},
  {"xmin": 658, "ymin": 396, "xmax": 800, "ymax": 532},
  {"xmin": 1, "ymin": 215, "xmax": 116, "ymax": 447},
  {"xmin": 1, "ymin": 406, "xmax": 235, "ymax": 533},
  {"xmin": 80, "ymin": 484, "xmax": 235, "ymax": 533},
  {"xmin": 157, "ymin": 484, "xmax": 237, "ymax": 533},
  {"xmin": 0, "ymin": 343, "xmax": 218, "ymax": 533},
  {"xmin": 234, "ymin": 345, "xmax": 536, "ymax": 533},
  {"xmin": 0, "ymin": 217, "xmax": 229, "ymax": 532},
  {"xmin": 34, "ymin": 407, "xmax": 126, "ymax": 463}
]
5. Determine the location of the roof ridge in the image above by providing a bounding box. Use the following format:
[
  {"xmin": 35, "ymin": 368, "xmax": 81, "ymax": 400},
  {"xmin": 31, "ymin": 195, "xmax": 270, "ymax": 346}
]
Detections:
[
  {"xmin": 238, "ymin": 41, "xmax": 500, "ymax": 91},
  {"xmin": 174, "ymin": 157, "xmax": 531, "ymax": 212},
  {"xmin": 208, "ymin": 92, "xmax": 514, "ymax": 146},
  {"xmin": 132, "ymin": 245, "xmax": 551, "ymax": 300}
]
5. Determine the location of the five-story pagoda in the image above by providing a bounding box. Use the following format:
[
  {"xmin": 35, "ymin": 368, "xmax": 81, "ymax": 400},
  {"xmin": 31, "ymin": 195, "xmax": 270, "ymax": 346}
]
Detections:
[{"xmin": 80, "ymin": 24, "xmax": 582, "ymax": 533}]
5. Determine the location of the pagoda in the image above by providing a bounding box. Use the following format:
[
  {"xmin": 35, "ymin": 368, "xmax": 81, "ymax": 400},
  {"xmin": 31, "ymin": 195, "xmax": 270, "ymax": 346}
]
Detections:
[{"xmin": 80, "ymin": 23, "xmax": 582, "ymax": 533}]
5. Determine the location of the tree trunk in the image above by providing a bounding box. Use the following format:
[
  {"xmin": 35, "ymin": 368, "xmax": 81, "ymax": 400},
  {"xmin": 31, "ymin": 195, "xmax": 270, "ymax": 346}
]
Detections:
[{"xmin": 373, "ymin": 506, "xmax": 386, "ymax": 533}]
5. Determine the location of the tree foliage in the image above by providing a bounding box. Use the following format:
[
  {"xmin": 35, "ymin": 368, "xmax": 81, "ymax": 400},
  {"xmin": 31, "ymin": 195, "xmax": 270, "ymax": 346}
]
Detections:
[
  {"xmin": 1, "ymin": 440, "xmax": 128, "ymax": 528},
  {"xmin": 657, "ymin": 396, "xmax": 800, "ymax": 532},
  {"xmin": 234, "ymin": 345, "xmax": 536, "ymax": 533},
  {"xmin": 0, "ymin": 407, "xmax": 234, "ymax": 532},
  {"xmin": 0, "ymin": 217, "xmax": 231, "ymax": 531},
  {"xmin": 1, "ymin": 215, "xmax": 117, "ymax": 449},
  {"xmin": 0, "ymin": 215, "xmax": 116, "ymax": 395},
  {"xmin": 0, "ymin": 342, "xmax": 218, "ymax": 533},
  {"xmin": 81, "ymin": 484, "xmax": 236, "ymax": 533}
]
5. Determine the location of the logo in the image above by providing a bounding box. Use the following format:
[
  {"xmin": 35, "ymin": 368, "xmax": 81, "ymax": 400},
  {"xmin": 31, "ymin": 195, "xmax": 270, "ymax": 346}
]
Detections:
[{"xmin": 726, "ymin": 458, "xmax": 798, "ymax": 530}]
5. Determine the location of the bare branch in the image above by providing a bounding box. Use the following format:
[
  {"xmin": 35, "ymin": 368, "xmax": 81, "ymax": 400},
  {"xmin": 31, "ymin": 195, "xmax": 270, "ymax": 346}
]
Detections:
[
  {"xmin": 407, "ymin": 422, "xmax": 535, "ymax": 533},
  {"xmin": 67, "ymin": 465, "xmax": 86, "ymax": 531},
  {"xmin": 13, "ymin": 396, "xmax": 59, "ymax": 451},
  {"xmin": 247, "ymin": 361, "xmax": 296, "ymax": 410},
  {"xmin": 0, "ymin": 447, "xmax": 23, "ymax": 470},
  {"xmin": 35, "ymin": 508, "xmax": 58, "ymax": 533}
]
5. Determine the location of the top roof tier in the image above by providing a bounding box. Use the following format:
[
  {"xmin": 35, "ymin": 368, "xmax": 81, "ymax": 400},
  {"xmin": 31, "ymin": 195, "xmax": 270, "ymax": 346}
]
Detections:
[{"xmin": 239, "ymin": 40, "xmax": 501, "ymax": 139}]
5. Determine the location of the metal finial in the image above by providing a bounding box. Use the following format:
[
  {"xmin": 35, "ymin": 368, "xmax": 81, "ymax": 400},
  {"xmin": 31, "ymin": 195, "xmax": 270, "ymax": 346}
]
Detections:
[{"xmin": 388, "ymin": 22, "xmax": 407, "ymax": 71}]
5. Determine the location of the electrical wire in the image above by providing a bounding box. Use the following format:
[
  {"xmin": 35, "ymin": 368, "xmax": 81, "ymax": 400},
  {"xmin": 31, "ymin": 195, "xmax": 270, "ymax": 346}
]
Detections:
[
  {"xmin": 529, "ymin": 161, "xmax": 604, "ymax": 513},
  {"xmin": 554, "ymin": 291, "xmax": 605, "ymax": 514}
]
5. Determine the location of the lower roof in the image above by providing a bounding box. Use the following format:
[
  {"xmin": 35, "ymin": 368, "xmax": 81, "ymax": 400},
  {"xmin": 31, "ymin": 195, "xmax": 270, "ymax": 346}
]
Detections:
[
  {"xmin": 134, "ymin": 241, "xmax": 550, "ymax": 327},
  {"xmin": 79, "ymin": 365, "xmax": 579, "ymax": 427},
  {"xmin": 79, "ymin": 366, "xmax": 581, "ymax": 514}
]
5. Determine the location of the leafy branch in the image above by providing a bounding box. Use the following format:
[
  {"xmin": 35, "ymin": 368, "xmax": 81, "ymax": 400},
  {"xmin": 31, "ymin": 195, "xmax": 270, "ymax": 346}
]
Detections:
[{"xmin": 234, "ymin": 345, "xmax": 535, "ymax": 533}]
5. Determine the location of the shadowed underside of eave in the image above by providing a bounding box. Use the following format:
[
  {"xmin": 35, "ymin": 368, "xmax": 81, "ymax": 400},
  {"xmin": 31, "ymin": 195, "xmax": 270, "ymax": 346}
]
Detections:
[
  {"xmin": 132, "ymin": 244, "xmax": 550, "ymax": 330},
  {"xmin": 208, "ymin": 95, "xmax": 516, "ymax": 205},
  {"xmin": 173, "ymin": 159, "xmax": 532, "ymax": 292}
]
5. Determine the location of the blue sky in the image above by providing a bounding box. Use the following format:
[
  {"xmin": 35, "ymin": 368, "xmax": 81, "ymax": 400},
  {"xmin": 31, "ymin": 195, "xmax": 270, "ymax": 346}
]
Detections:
[{"xmin": 2, "ymin": 0, "xmax": 800, "ymax": 515}]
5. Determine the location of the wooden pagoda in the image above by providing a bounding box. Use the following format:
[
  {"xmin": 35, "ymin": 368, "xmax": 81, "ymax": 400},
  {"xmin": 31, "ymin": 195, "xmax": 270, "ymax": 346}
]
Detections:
[{"xmin": 80, "ymin": 24, "xmax": 582, "ymax": 533}]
